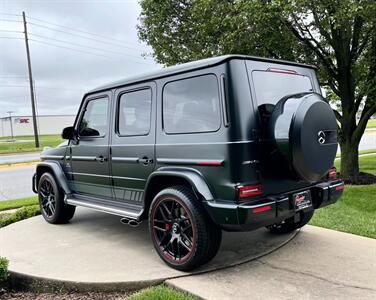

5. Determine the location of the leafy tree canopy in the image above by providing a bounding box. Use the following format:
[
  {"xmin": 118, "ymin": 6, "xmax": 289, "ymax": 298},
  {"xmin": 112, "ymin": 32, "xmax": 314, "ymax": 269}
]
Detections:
[{"xmin": 138, "ymin": 0, "xmax": 376, "ymax": 177}]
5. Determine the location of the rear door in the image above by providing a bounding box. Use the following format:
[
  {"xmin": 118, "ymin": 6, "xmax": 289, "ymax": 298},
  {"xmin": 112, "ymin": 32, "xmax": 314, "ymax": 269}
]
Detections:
[
  {"xmin": 246, "ymin": 60, "xmax": 321, "ymax": 194},
  {"xmin": 110, "ymin": 82, "xmax": 156, "ymax": 206}
]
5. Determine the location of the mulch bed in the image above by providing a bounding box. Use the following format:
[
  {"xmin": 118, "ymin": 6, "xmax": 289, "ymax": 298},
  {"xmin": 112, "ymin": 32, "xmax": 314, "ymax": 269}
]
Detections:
[
  {"xmin": 339, "ymin": 172, "xmax": 376, "ymax": 185},
  {"xmin": 0, "ymin": 290, "xmax": 127, "ymax": 300}
]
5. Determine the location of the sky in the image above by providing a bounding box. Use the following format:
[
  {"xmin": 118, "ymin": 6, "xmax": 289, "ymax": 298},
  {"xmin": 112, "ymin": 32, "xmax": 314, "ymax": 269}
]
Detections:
[{"xmin": 0, "ymin": 0, "xmax": 161, "ymax": 118}]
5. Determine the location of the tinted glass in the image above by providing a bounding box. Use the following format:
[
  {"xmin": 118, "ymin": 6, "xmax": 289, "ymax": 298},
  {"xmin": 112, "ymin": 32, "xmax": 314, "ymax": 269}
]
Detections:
[
  {"xmin": 252, "ymin": 71, "xmax": 313, "ymax": 107},
  {"xmin": 118, "ymin": 89, "xmax": 152, "ymax": 136},
  {"xmin": 163, "ymin": 75, "xmax": 220, "ymax": 134},
  {"xmin": 79, "ymin": 97, "xmax": 108, "ymax": 137}
]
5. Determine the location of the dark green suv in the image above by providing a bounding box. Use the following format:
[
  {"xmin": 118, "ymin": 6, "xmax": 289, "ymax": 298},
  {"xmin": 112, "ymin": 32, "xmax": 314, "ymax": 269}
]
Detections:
[{"xmin": 33, "ymin": 55, "xmax": 344, "ymax": 271}]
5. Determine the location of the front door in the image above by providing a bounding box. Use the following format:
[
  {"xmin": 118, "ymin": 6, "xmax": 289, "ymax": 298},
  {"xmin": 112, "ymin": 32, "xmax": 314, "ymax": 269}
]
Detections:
[
  {"xmin": 69, "ymin": 93, "xmax": 112, "ymax": 198},
  {"xmin": 110, "ymin": 82, "xmax": 156, "ymax": 205}
]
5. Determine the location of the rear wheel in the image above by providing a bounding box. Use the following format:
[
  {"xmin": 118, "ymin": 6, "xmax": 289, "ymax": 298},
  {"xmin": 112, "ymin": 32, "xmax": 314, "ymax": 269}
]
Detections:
[
  {"xmin": 149, "ymin": 186, "xmax": 222, "ymax": 271},
  {"xmin": 38, "ymin": 172, "xmax": 75, "ymax": 224},
  {"xmin": 267, "ymin": 210, "xmax": 314, "ymax": 234}
]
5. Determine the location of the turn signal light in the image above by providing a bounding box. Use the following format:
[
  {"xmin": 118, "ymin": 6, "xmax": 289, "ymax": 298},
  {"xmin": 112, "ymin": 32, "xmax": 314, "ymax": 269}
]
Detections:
[
  {"xmin": 327, "ymin": 167, "xmax": 337, "ymax": 179},
  {"xmin": 237, "ymin": 184, "xmax": 262, "ymax": 198}
]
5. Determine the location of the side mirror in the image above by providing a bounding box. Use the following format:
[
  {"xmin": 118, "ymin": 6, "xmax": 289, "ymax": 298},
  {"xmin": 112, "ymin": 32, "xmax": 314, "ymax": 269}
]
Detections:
[{"xmin": 62, "ymin": 126, "xmax": 76, "ymax": 140}]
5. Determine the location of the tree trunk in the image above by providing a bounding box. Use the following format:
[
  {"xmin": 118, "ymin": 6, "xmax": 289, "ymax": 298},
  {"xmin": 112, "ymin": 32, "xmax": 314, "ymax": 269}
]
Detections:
[{"xmin": 340, "ymin": 138, "xmax": 359, "ymax": 177}]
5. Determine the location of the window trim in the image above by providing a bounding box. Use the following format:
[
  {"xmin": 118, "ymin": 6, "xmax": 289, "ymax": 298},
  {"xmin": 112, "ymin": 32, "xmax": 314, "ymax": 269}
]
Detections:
[
  {"xmin": 115, "ymin": 87, "xmax": 153, "ymax": 137},
  {"xmin": 76, "ymin": 95, "xmax": 110, "ymax": 139},
  {"xmin": 162, "ymin": 73, "xmax": 222, "ymax": 135}
]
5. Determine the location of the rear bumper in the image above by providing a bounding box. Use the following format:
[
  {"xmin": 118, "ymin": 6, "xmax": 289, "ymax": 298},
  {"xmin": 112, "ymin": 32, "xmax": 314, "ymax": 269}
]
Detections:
[{"xmin": 203, "ymin": 179, "xmax": 344, "ymax": 231}]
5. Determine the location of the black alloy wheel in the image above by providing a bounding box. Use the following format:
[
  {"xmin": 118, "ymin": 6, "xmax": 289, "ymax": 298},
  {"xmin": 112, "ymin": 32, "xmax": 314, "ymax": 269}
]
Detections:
[
  {"xmin": 149, "ymin": 186, "xmax": 222, "ymax": 271},
  {"xmin": 38, "ymin": 172, "xmax": 76, "ymax": 224},
  {"xmin": 151, "ymin": 196, "xmax": 196, "ymax": 264},
  {"xmin": 39, "ymin": 177, "xmax": 56, "ymax": 218}
]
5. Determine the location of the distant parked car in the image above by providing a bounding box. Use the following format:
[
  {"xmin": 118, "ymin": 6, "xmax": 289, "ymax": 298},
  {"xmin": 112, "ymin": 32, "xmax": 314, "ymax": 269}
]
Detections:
[{"xmin": 33, "ymin": 55, "xmax": 344, "ymax": 271}]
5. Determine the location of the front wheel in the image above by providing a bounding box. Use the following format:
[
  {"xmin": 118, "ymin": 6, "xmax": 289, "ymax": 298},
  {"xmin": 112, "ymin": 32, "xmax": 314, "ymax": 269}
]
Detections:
[
  {"xmin": 38, "ymin": 172, "xmax": 76, "ymax": 224},
  {"xmin": 267, "ymin": 210, "xmax": 314, "ymax": 234},
  {"xmin": 149, "ymin": 186, "xmax": 222, "ymax": 271}
]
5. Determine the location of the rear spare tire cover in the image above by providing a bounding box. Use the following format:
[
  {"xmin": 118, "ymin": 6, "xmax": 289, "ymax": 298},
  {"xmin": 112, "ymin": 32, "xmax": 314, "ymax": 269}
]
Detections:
[{"xmin": 269, "ymin": 93, "xmax": 338, "ymax": 182}]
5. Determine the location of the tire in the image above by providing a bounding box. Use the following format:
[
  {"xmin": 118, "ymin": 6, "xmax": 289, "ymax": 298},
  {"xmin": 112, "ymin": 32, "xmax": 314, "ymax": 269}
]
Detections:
[
  {"xmin": 38, "ymin": 172, "xmax": 76, "ymax": 224},
  {"xmin": 149, "ymin": 185, "xmax": 222, "ymax": 271},
  {"xmin": 267, "ymin": 210, "xmax": 314, "ymax": 234}
]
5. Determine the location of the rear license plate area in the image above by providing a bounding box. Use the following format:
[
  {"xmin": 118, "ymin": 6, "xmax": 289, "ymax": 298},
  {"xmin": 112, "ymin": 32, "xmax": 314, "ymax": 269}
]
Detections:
[{"xmin": 293, "ymin": 190, "xmax": 312, "ymax": 211}]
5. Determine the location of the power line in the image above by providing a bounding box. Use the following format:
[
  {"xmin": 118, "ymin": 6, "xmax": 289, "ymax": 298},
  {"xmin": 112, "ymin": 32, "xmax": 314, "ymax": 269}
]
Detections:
[
  {"xmin": 0, "ymin": 37, "xmax": 23, "ymax": 40},
  {"xmin": 0, "ymin": 85, "xmax": 84, "ymax": 91},
  {"xmin": 26, "ymin": 15, "xmax": 146, "ymax": 49},
  {"xmin": 27, "ymin": 22, "xmax": 147, "ymax": 53},
  {"xmin": 0, "ymin": 13, "xmax": 21, "ymax": 17},
  {"xmin": 0, "ymin": 30, "xmax": 23, "ymax": 33},
  {"xmin": 29, "ymin": 33, "xmax": 152, "ymax": 61},
  {"xmin": 29, "ymin": 38, "xmax": 124, "ymax": 60},
  {"xmin": 0, "ymin": 18, "xmax": 22, "ymax": 23},
  {"xmin": 29, "ymin": 38, "xmax": 155, "ymax": 64}
]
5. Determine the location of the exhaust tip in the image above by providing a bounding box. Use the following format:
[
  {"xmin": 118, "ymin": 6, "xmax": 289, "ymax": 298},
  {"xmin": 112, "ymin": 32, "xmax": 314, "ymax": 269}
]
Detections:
[{"xmin": 120, "ymin": 217, "xmax": 141, "ymax": 227}]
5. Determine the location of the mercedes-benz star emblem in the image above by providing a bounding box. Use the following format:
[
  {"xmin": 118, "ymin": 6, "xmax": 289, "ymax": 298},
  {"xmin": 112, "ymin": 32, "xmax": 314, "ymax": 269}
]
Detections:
[{"xmin": 318, "ymin": 131, "xmax": 326, "ymax": 144}]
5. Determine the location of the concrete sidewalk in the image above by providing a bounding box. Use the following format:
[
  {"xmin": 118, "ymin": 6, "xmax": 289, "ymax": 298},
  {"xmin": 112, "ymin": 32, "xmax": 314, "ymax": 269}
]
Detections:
[
  {"xmin": 0, "ymin": 208, "xmax": 296, "ymax": 291},
  {"xmin": 168, "ymin": 225, "xmax": 376, "ymax": 300}
]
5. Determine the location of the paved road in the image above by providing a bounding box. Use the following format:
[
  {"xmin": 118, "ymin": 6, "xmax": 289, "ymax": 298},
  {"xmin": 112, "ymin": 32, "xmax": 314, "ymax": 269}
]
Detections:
[
  {"xmin": 0, "ymin": 165, "xmax": 35, "ymax": 200},
  {"xmin": 0, "ymin": 152, "xmax": 40, "ymax": 164},
  {"xmin": 360, "ymin": 131, "xmax": 376, "ymax": 150}
]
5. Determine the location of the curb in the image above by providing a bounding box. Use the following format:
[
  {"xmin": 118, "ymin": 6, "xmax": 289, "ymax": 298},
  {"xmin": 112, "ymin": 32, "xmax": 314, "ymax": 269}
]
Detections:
[
  {"xmin": 7, "ymin": 230, "xmax": 299, "ymax": 293},
  {"xmin": 9, "ymin": 271, "xmax": 164, "ymax": 293},
  {"xmin": 0, "ymin": 161, "xmax": 38, "ymax": 169}
]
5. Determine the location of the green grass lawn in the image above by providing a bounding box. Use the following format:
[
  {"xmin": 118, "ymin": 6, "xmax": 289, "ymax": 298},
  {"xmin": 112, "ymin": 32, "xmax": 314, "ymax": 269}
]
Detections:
[
  {"xmin": 311, "ymin": 154, "xmax": 376, "ymax": 238},
  {"xmin": 334, "ymin": 153, "xmax": 376, "ymax": 175},
  {"xmin": 128, "ymin": 285, "xmax": 196, "ymax": 300},
  {"xmin": 0, "ymin": 135, "xmax": 63, "ymax": 154},
  {"xmin": 0, "ymin": 196, "xmax": 38, "ymax": 211},
  {"xmin": 336, "ymin": 148, "xmax": 376, "ymax": 158},
  {"xmin": 310, "ymin": 184, "xmax": 376, "ymax": 238},
  {"xmin": 367, "ymin": 119, "xmax": 376, "ymax": 128}
]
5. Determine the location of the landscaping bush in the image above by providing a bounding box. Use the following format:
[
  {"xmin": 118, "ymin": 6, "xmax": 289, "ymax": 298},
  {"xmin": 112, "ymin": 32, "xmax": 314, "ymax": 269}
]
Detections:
[
  {"xmin": 0, "ymin": 205, "xmax": 40, "ymax": 228},
  {"xmin": 128, "ymin": 285, "xmax": 197, "ymax": 300},
  {"xmin": 0, "ymin": 257, "xmax": 9, "ymax": 283}
]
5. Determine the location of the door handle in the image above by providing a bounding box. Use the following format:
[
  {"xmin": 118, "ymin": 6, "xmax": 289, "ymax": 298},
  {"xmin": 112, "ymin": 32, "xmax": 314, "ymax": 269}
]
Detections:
[
  {"xmin": 138, "ymin": 157, "xmax": 153, "ymax": 165},
  {"xmin": 95, "ymin": 156, "xmax": 107, "ymax": 163}
]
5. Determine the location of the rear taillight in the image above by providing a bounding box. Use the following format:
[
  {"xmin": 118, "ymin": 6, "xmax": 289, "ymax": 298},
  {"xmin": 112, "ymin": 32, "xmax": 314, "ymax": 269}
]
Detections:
[
  {"xmin": 237, "ymin": 184, "xmax": 262, "ymax": 198},
  {"xmin": 327, "ymin": 167, "xmax": 337, "ymax": 179}
]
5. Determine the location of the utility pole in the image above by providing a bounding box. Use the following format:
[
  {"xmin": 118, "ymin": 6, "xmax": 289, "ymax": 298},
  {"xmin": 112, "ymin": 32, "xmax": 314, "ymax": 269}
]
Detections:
[
  {"xmin": 7, "ymin": 111, "xmax": 14, "ymax": 141},
  {"xmin": 22, "ymin": 11, "xmax": 39, "ymax": 147}
]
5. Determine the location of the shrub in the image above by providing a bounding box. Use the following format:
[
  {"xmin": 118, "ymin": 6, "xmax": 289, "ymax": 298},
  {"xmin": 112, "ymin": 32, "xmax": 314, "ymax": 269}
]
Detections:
[
  {"xmin": 0, "ymin": 205, "xmax": 40, "ymax": 228},
  {"xmin": 0, "ymin": 257, "xmax": 9, "ymax": 283}
]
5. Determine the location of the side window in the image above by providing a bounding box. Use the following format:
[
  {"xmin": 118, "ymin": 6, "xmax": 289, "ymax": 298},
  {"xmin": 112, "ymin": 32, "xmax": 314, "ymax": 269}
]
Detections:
[
  {"xmin": 118, "ymin": 88, "xmax": 152, "ymax": 136},
  {"xmin": 163, "ymin": 74, "xmax": 221, "ymax": 134},
  {"xmin": 79, "ymin": 97, "xmax": 108, "ymax": 137}
]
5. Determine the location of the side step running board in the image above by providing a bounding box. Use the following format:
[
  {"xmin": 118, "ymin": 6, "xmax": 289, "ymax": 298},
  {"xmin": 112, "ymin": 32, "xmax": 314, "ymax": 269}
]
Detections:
[{"xmin": 66, "ymin": 198, "xmax": 142, "ymax": 220}]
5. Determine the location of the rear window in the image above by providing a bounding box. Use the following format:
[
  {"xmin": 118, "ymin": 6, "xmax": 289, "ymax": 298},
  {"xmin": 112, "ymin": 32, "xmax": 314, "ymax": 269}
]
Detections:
[
  {"xmin": 252, "ymin": 70, "xmax": 313, "ymax": 107},
  {"xmin": 163, "ymin": 75, "xmax": 221, "ymax": 134}
]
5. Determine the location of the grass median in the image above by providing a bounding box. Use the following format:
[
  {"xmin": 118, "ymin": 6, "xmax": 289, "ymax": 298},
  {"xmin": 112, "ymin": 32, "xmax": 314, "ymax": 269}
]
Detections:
[
  {"xmin": 0, "ymin": 135, "xmax": 63, "ymax": 154},
  {"xmin": 310, "ymin": 154, "xmax": 376, "ymax": 238},
  {"xmin": 0, "ymin": 196, "xmax": 38, "ymax": 212},
  {"xmin": 367, "ymin": 119, "xmax": 376, "ymax": 128}
]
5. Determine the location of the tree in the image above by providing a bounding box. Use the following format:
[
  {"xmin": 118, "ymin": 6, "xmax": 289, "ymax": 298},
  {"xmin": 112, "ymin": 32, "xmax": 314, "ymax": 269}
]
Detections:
[{"xmin": 138, "ymin": 0, "xmax": 376, "ymax": 179}]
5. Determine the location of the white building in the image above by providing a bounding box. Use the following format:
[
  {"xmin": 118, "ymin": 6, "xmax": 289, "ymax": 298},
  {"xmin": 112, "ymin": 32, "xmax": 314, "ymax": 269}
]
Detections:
[{"xmin": 0, "ymin": 115, "xmax": 75, "ymax": 137}]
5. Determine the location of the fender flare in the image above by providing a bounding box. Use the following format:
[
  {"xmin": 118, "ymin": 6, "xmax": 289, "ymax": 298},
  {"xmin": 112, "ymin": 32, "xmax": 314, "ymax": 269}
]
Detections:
[
  {"xmin": 35, "ymin": 161, "xmax": 71, "ymax": 195},
  {"xmin": 144, "ymin": 167, "xmax": 214, "ymax": 201}
]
